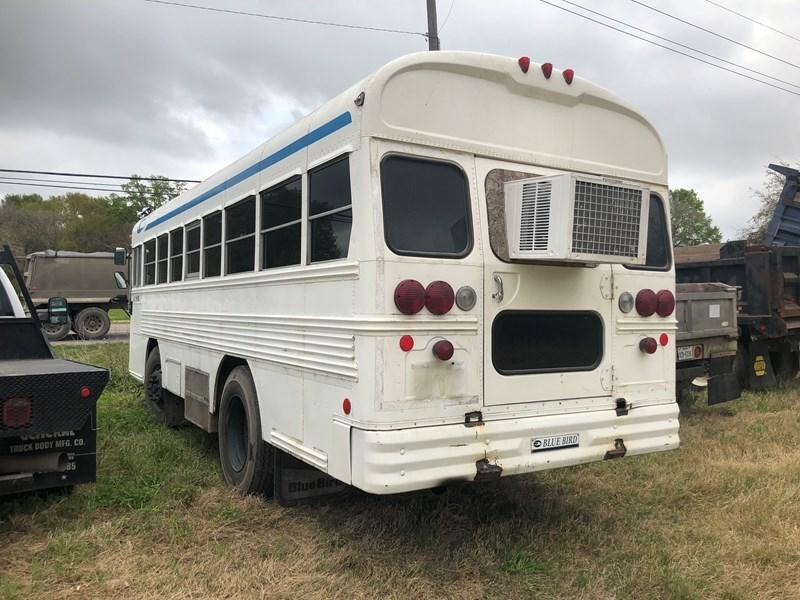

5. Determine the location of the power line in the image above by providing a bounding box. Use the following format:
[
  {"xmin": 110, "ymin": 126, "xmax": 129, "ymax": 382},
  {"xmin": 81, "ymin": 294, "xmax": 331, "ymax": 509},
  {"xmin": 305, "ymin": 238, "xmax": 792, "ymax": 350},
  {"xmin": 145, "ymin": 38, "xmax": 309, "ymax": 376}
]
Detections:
[
  {"xmin": 0, "ymin": 181, "xmax": 128, "ymax": 193},
  {"xmin": 0, "ymin": 175, "xmax": 128, "ymax": 188},
  {"xmin": 558, "ymin": 0, "xmax": 800, "ymax": 91},
  {"xmin": 0, "ymin": 169, "xmax": 200, "ymax": 183},
  {"xmin": 703, "ymin": 0, "xmax": 800, "ymax": 45},
  {"xmin": 141, "ymin": 0, "xmax": 426, "ymax": 38},
  {"xmin": 536, "ymin": 0, "xmax": 800, "ymax": 97},
  {"xmin": 438, "ymin": 0, "xmax": 456, "ymax": 34},
  {"xmin": 627, "ymin": 0, "xmax": 800, "ymax": 71}
]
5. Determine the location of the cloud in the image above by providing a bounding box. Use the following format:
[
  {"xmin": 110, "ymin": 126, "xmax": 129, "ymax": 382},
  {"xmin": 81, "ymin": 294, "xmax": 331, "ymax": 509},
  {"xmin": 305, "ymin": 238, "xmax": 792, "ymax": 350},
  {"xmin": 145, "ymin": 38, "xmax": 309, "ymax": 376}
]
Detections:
[{"xmin": 1, "ymin": 0, "xmax": 798, "ymax": 238}]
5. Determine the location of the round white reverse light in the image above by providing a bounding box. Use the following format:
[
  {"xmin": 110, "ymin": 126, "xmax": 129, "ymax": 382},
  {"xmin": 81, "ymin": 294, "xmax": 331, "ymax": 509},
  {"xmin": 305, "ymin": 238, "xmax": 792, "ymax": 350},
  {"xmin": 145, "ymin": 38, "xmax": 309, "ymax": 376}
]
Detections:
[
  {"xmin": 455, "ymin": 286, "xmax": 477, "ymax": 311},
  {"xmin": 618, "ymin": 291, "xmax": 634, "ymax": 313}
]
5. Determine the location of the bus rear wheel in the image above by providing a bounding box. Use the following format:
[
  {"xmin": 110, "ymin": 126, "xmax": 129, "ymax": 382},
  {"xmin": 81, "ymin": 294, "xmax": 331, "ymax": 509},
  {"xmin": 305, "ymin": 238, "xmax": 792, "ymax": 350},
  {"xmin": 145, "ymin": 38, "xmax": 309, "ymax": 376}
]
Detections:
[
  {"xmin": 144, "ymin": 347, "xmax": 186, "ymax": 428},
  {"xmin": 218, "ymin": 366, "xmax": 274, "ymax": 496}
]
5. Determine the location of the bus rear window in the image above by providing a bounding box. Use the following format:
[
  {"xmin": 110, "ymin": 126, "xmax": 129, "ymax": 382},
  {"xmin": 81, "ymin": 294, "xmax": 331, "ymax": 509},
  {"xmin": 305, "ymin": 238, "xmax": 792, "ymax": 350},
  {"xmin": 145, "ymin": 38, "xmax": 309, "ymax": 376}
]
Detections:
[
  {"xmin": 493, "ymin": 311, "xmax": 603, "ymax": 374},
  {"xmin": 380, "ymin": 155, "xmax": 471, "ymax": 257}
]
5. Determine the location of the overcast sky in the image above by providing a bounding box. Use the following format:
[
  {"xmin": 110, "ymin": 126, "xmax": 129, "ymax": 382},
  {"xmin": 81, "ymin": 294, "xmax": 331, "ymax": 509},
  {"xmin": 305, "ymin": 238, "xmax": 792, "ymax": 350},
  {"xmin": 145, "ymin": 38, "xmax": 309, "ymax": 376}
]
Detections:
[{"xmin": 1, "ymin": 0, "xmax": 798, "ymax": 238}]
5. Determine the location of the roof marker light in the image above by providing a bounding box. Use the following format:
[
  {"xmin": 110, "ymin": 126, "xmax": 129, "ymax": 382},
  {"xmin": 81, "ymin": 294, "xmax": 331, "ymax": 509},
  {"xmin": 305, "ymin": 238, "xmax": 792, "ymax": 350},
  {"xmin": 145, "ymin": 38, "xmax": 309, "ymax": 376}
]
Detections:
[
  {"xmin": 541, "ymin": 62, "xmax": 553, "ymax": 79},
  {"xmin": 518, "ymin": 56, "xmax": 531, "ymax": 73},
  {"xmin": 563, "ymin": 68, "xmax": 575, "ymax": 84}
]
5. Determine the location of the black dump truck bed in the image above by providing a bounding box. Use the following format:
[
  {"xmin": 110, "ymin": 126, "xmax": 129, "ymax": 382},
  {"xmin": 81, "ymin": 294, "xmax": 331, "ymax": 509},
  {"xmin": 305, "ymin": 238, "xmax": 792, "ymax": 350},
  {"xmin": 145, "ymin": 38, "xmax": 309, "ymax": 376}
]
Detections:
[
  {"xmin": 0, "ymin": 245, "xmax": 109, "ymax": 495},
  {"xmin": 675, "ymin": 166, "xmax": 800, "ymax": 389}
]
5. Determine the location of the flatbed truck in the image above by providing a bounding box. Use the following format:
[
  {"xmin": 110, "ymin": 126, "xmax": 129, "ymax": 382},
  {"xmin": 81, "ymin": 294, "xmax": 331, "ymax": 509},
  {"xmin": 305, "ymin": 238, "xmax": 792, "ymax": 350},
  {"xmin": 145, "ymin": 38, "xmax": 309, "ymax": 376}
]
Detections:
[{"xmin": 0, "ymin": 245, "xmax": 108, "ymax": 496}]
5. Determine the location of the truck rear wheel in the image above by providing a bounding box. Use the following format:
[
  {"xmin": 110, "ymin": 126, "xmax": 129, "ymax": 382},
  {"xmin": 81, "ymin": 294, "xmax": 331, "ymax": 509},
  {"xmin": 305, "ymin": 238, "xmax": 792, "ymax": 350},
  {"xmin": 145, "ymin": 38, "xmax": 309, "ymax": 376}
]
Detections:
[
  {"xmin": 144, "ymin": 347, "xmax": 186, "ymax": 428},
  {"xmin": 74, "ymin": 307, "xmax": 111, "ymax": 339},
  {"xmin": 42, "ymin": 317, "xmax": 72, "ymax": 342},
  {"xmin": 218, "ymin": 366, "xmax": 274, "ymax": 496}
]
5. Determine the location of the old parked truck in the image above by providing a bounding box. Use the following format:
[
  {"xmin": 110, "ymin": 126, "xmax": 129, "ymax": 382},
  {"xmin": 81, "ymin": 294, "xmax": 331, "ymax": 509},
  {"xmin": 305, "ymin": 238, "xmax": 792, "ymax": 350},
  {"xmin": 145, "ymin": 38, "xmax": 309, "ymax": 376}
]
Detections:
[
  {"xmin": 676, "ymin": 166, "xmax": 800, "ymax": 390},
  {"xmin": 24, "ymin": 250, "xmax": 128, "ymax": 341},
  {"xmin": 674, "ymin": 281, "xmax": 740, "ymax": 404},
  {"xmin": 0, "ymin": 245, "xmax": 109, "ymax": 496}
]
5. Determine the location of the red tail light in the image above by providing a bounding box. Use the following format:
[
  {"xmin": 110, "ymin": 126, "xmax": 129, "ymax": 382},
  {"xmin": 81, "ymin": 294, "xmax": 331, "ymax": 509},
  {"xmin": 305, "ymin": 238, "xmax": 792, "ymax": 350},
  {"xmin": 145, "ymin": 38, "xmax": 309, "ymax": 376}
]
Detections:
[
  {"xmin": 656, "ymin": 289, "xmax": 675, "ymax": 317},
  {"xmin": 2, "ymin": 397, "xmax": 32, "ymax": 428},
  {"xmin": 432, "ymin": 340, "xmax": 454, "ymax": 361},
  {"xmin": 635, "ymin": 289, "xmax": 657, "ymax": 317},
  {"xmin": 639, "ymin": 337, "xmax": 658, "ymax": 354},
  {"xmin": 394, "ymin": 280, "xmax": 426, "ymax": 315},
  {"xmin": 425, "ymin": 281, "xmax": 455, "ymax": 315}
]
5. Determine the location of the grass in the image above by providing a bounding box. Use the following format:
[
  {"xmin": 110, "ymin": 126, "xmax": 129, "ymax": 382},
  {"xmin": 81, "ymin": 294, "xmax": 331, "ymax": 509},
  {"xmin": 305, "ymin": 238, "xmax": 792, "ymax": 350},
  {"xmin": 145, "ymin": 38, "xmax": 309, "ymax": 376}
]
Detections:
[
  {"xmin": 3, "ymin": 345, "xmax": 800, "ymax": 599},
  {"xmin": 108, "ymin": 309, "xmax": 129, "ymax": 323}
]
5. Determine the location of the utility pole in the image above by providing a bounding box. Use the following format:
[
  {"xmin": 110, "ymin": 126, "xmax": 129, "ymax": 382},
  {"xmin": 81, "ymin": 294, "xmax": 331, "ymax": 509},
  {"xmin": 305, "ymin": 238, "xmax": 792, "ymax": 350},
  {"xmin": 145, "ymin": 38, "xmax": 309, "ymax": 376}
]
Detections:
[{"xmin": 426, "ymin": 0, "xmax": 440, "ymax": 50}]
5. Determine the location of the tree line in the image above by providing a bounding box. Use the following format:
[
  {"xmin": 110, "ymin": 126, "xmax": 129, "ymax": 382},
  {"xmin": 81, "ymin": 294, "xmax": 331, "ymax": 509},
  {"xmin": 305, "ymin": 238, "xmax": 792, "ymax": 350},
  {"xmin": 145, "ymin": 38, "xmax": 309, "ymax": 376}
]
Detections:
[
  {"xmin": 0, "ymin": 163, "xmax": 794, "ymax": 256},
  {"xmin": 0, "ymin": 176, "xmax": 185, "ymax": 257}
]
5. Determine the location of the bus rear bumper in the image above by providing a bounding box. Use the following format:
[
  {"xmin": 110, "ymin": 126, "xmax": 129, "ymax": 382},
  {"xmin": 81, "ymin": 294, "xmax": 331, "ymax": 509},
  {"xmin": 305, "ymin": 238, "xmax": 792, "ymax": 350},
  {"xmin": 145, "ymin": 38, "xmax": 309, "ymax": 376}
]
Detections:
[{"xmin": 350, "ymin": 402, "xmax": 679, "ymax": 495}]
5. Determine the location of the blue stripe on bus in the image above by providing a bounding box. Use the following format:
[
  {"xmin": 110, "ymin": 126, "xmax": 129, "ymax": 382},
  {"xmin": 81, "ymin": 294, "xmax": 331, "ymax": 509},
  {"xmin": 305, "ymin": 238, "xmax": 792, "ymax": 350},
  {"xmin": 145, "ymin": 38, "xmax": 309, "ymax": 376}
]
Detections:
[{"xmin": 142, "ymin": 110, "xmax": 353, "ymax": 232}]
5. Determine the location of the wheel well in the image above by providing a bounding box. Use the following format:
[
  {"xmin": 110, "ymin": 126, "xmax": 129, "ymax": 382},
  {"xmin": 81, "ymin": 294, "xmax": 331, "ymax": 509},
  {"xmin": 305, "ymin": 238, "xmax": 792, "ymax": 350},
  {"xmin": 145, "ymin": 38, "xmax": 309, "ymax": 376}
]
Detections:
[
  {"xmin": 146, "ymin": 338, "xmax": 159, "ymax": 359},
  {"xmin": 214, "ymin": 356, "xmax": 249, "ymax": 414}
]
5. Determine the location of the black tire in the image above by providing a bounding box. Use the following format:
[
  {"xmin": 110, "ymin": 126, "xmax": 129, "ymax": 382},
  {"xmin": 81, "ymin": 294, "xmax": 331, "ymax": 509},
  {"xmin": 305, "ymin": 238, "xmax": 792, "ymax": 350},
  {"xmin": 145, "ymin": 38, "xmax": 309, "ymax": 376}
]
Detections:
[
  {"xmin": 218, "ymin": 366, "xmax": 274, "ymax": 496},
  {"xmin": 74, "ymin": 307, "xmax": 111, "ymax": 340},
  {"xmin": 42, "ymin": 317, "xmax": 72, "ymax": 342},
  {"xmin": 144, "ymin": 347, "xmax": 186, "ymax": 428},
  {"xmin": 771, "ymin": 350, "xmax": 798, "ymax": 383}
]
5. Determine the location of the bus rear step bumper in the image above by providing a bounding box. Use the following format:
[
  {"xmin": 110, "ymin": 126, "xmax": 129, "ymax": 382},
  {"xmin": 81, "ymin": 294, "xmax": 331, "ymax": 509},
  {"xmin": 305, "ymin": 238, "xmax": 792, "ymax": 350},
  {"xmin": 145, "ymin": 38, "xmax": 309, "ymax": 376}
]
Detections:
[{"xmin": 350, "ymin": 402, "xmax": 679, "ymax": 495}]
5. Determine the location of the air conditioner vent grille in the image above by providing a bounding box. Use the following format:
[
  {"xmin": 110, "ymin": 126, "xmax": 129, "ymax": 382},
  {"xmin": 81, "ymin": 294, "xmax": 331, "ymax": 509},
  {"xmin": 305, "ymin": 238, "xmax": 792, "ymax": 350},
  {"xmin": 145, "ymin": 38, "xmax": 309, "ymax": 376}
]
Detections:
[
  {"xmin": 518, "ymin": 181, "xmax": 552, "ymax": 252},
  {"xmin": 571, "ymin": 180, "xmax": 642, "ymax": 258}
]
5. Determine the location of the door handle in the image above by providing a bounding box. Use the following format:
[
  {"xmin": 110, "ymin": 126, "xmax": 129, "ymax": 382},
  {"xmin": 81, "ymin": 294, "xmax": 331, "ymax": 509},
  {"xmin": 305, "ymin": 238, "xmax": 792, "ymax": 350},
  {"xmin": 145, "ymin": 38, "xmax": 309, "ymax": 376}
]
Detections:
[{"xmin": 492, "ymin": 274, "xmax": 504, "ymax": 302}]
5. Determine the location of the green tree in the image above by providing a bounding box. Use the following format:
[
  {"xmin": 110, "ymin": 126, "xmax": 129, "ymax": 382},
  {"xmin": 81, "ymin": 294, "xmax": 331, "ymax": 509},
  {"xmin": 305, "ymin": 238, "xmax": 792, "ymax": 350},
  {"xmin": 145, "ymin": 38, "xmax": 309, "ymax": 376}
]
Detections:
[
  {"xmin": 669, "ymin": 188, "xmax": 722, "ymax": 247},
  {"xmin": 0, "ymin": 193, "xmax": 63, "ymax": 255},
  {"xmin": 741, "ymin": 161, "xmax": 799, "ymax": 242},
  {"xmin": 109, "ymin": 175, "xmax": 186, "ymax": 223}
]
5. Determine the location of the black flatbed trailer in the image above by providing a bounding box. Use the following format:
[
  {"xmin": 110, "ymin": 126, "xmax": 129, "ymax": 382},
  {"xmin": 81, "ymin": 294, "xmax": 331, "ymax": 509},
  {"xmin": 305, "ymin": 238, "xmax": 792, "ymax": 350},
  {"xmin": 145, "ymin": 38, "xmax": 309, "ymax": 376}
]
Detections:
[{"xmin": 0, "ymin": 245, "xmax": 108, "ymax": 496}]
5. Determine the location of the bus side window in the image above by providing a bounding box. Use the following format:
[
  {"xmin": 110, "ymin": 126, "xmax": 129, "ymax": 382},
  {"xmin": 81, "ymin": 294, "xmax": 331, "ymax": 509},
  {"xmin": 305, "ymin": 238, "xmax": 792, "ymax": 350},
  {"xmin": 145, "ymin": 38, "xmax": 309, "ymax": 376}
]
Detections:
[
  {"xmin": 143, "ymin": 239, "xmax": 156, "ymax": 285},
  {"xmin": 261, "ymin": 177, "xmax": 301, "ymax": 269},
  {"xmin": 131, "ymin": 246, "xmax": 141, "ymax": 288},
  {"xmin": 203, "ymin": 211, "xmax": 222, "ymax": 278},
  {"xmin": 626, "ymin": 194, "xmax": 671, "ymax": 270},
  {"xmin": 225, "ymin": 196, "xmax": 256, "ymax": 274},
  {"xmin": 170, "ymin": 228, "xmax": 183, "ymax": 282},
  {"xmin": 185, "ymin": 221, "xmax": 201, "ymax": 278},
  {"xmin": 156, "ymin": 234, "xmax": 168, "ymax": 284},
  {"xmin": 308, "ymin": 155, "xmax": 352, "ymax": 263}
]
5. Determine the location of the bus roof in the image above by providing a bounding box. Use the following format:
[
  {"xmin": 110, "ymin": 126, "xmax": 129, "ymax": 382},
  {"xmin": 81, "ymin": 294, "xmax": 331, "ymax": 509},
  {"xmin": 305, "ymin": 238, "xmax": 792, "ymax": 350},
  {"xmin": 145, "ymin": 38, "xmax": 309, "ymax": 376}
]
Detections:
[{"xmin": 134, "ymin": 51, "xmax": 666, "ymax": 240}]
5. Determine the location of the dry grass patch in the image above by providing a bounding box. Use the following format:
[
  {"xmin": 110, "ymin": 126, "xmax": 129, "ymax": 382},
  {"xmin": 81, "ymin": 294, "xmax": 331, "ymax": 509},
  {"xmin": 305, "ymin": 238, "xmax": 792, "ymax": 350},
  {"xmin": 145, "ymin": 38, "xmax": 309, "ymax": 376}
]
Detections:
[{"xmin": 3, "ymin": 344, "xmax": 800, "ymax": 599}]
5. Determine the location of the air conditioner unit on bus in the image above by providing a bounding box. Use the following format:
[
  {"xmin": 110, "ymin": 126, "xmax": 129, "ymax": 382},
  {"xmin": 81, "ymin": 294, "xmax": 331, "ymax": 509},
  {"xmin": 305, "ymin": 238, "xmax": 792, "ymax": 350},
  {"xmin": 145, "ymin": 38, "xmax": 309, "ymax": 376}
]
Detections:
[{"xmin": 504, "ymin": 173, "xmax": 650, "ymax": 265}]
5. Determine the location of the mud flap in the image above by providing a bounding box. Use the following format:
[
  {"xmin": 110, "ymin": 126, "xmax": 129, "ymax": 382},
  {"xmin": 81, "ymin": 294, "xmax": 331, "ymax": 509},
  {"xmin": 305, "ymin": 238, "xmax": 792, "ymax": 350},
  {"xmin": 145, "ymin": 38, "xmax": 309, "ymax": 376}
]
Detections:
[
  {"xmin": 707, "ymin": 356, "xmax": 741, "ymax": 405},
  {"xmin": 273, "ymin": 448, "xmax": 347, "ymax": 507},
  {"xmin": 745, "ymin": 341, "xmax": 776, "ymax": 390}
]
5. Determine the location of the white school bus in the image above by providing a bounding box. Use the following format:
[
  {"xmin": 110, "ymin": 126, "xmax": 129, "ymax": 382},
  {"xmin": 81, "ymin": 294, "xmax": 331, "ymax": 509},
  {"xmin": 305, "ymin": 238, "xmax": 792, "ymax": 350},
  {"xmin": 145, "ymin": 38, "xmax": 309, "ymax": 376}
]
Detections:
[{"xmin": 129, "ymin": 51, "xmax": 679, "ymax": 499}]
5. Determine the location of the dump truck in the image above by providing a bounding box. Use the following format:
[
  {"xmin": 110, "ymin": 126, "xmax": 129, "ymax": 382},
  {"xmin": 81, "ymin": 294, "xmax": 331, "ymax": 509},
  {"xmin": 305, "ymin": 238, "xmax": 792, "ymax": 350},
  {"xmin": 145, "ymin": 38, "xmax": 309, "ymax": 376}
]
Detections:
[
  {"xmin": 675, "ymin": 281, "xmax": 740, "ymax": 404},
  {"xmin": 0, "ymin": 245, "xmax": 109, "ymax": 496},
  {"xmin": 24, "ymin": 250, "xmax": 128, "ymax": 341},
  {"xmin": 676, "ymin": 165, "xmax": 800, "ymax": 390}
]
